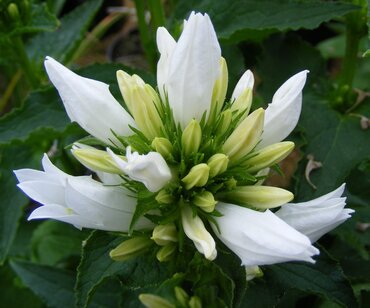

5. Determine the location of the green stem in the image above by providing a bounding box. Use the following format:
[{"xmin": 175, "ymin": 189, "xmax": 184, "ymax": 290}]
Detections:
[
  {"xmin": 134, "ymin": 0, "xmax": 157, "ymax": 72},
  {"xmin": 13, "ymin": 36, "xmax": 39, "ymax": 89},
  {"xmin": 0, "ymin": 70, "xmax": 22, "ymax": 113},
  {"xmin": 148, "ymin": 0, "xmax": 166, "ymax": 29}
]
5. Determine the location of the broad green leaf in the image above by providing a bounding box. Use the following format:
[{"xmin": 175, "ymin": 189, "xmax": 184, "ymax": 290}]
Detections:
[
  {"xmin": 175, "ymin": 0, "xmax": 358, "ymax": 42},
  {"xmin": 10, "ymin": 260, "xmax": 76, "ymax": 308},
  {"xmin": 27, "ymin": 0, "xmax": 103, "ymax": 66},
  {"xmin": 75, "ymin": 231, "xmax": 170, "ymax": 308},
  {"xmin": 242, "ymin": 250, "xmax": 357, "ymax": 307},
  {"xmin": 0, "ymin": 144, "xmax": 42, "ymax": 264},
  {"xmin": 31, "ymin": 220, "xmax": 89, "ymax": 266}
]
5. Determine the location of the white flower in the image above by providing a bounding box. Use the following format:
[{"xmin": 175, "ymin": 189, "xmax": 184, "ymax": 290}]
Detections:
[
  {"xmin": 231, "ymin": 69, "xmax": 254, "ymax": 100},
  {"xmin": 275, "ymin": 184, "xmax": 354, "ymax": 242},
  {"xmin": 107, "ymin": 147, "xmax": 172, "ymax": 192},
  {"xmin": 181, "ymin": 205, "xmax": 217, "ymax": 261},
  {"xmin": 157, "ymin": 12, "xmax": 221, "ymax": 127},
  {"xmin": 44, "ymin": 57, "xmax": 136, "ymax": 146},
  {"xmin": 14, "ymin": 154, "xmax": 152, "ymax": 231},
  {"xmin": 258, "ymin": 70, "xmax": 309, "ymax": 148},
  {"xmin": 213, "ymin": 203, "xmax": 319, "ymax": 266}
]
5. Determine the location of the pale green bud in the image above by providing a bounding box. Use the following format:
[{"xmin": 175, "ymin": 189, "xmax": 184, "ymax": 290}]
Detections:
[
  {"xmin": 152, "ymin": 137, "xmax": 173, "ymax": 159},
  {"xmin": 193, "ymin": 191, "xmax": 217, "ymax": 213},
  {"xmin": 109, "ymin": 237, "xmax": 152, "ymax": 261},
  {"xmin": 189, "ymin": 296, "xmax": 202, "ymax": 308},
  {"xmin": 245, "ymin": 265, "xmax": 263, "ymax": 281},
  {"xmin": 8, "ymin": 3, "xmax": 20, "ymax": 20},
  {"xmin": 225, "ymin": 177, "xmax": 237, "ymax": 190},
  {"xmin": 156, "ymin": 243, "xmax": 176, "ymax": 262},
  {"xmin": 139, "ymin": 294, "xmax": 175, "ymax": 308},
  {"xmin": 155, "ymin": 189, "xmax": 175, "ymax": 204},
  {"xmin": 216, "ymin": 109, "xmax": 232, "ymax": 136},
  {"xmin": 181, "ymin": 119, "xmax": 202, "ymax": 156},
  {"xmin": 207, "ymin": 153, "xmax": 229, "ymax": 177},
  {"xmin": 230, "ymin": 88, "xmax": 253, "ymax": 119},
  {"xmin": 222, "ymin": 108, "xmax": 264, "ymax": 163},
  {"xmin": 218, "ymin": 185, "xmax": 293, "ymax": 210},
  {"xmin": 181, "ymin": 163, "xmax": 210, "ymax": 190},
  {"xmin": 151, "ymin": 223, "xmax": 178, "ymax": 246},
  {"xmin": 117, "ymin": 70, "xmax": 163, "ymax": 140},
  {"xmin": 71, "ymin": 147, "xmax": 122, "ymax": 174},
  {"xmin": 209, "ymin": 57, "xmax": 228, "ymax": 124},
  {"xmin": 243, "ymin": 142, "xmax": 295, "ymax": 173},
  {"xmin": 174, "ymin": 287, "xmax": 189, "ymax": 307}
]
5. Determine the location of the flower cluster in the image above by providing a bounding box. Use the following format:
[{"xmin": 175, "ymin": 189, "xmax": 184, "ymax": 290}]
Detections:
[{"xmin": 15, "ymin": 12, "xmax": 353, "ymax": 267}]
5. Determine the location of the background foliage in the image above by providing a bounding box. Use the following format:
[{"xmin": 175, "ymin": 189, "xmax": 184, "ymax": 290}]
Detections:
[{"xmin": 0, "ymin": 0, "xmax": 369, "ymax": 307}]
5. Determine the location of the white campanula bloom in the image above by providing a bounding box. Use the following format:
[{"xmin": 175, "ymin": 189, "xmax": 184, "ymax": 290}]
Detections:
[
  {"xmin": 15, "ymin": 12, "xmax": 353, "ymax": 267},
  {"xmin": 14, "ymin": 154, "xmax": 152, "ymax": 231}
]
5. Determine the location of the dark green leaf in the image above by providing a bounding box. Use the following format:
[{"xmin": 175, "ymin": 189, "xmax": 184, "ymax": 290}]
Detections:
[
  {"xmin": 10, "ymin": 260, "xmax": 76, "ymax": 308},
  {"xmin": 175, "ymin": 0, "xmax": 358, "ymax": 42},
  {"xmin": 27, "ymin": 0, "xmax": 103, "ymax": 65}
]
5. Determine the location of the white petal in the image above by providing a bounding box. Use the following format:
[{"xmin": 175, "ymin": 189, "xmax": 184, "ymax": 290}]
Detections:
[
  {"xmin": 156, "ymin": 27, "xmax": 177, "ymax": 101},
  {"xmin": 275, "ymin": 184, "xmax": 353, "ymax": 242},
  {"xmin": 96, "ymin": 171, "xmax": 123, "ymax": 185},
  {"xmin": 231, "ymin": 70, "xmax": 254, "ymax": 100},
  {"xmin": 166, "ymin": 13, "xmax": 221, "ymax": 126},
  {"xmin": 259, "ymin": 70, "xmax": 308, "ymax": 148},
  {"xmin": 213, "ymin": 203, "xmax": 319, "ymax": 266},
  {"xmin": 107, "ymin": 147, "xmax": 172, "ymax": 192},
  {"xmin": 181, "ymin": 206, "xmax": 217, "ymax": 260},
  {"xmin": 44, "ymin": 57, "xmax": 135, "ymax": 145}
]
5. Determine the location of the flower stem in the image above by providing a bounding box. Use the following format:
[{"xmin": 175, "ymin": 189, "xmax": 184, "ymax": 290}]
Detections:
[{"xmin": 148, "ymin": 0, "xmax": 166, "ymax": 30}]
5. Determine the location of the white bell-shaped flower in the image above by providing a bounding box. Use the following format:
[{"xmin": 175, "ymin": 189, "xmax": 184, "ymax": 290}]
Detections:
[
  {"xmin": 213, "ymin": 202, "xmax": 319, "ymax": 266},
  {"xmin": 276, "ymin": 184, "xmax": 354, "ymax": 242}
]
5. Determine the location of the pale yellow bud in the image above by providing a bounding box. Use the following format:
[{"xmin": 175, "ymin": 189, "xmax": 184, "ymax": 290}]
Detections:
[
  {"xmin": 174, "ymin": 287, "xmax": 189, "ymax": 307},
  {"xmin": 245, "ymin": 265, "xmax": 263, "ymax": 281},
  {"xmin": 243, "ymin": 142, "xmax": 295, "ymax": 173},
  {"xmin": 189, "ymin": 296, "xmax": 202, "ymax": 308},
  {"xmin": 8, "ymin": 3, "xmax": 20, "ymax": 20},
  {"xmin": 182, "ymin": 120, "xmax": 202, "ymax": 156},
  {"xmin": 207, "ymin": 153, "xmax": 229, "ymax": 177},
  {"xmin": 152, "ymin": 137, "xmax": 173, "ymax": 159},
  {"xmin": 117, "ymin": 70, "xmax": 163, "ymax": 140},
  {"xmin": 156, "ymin": 243, "xmax": 176, "ymax": 262},
  {"xmin": 216, "ymin": 109, "xmax": 232, "ymax": 136},
  {"xmin": 230, "ymin": 88, "xmax": 253, "ymax": 119},
  {"xmin": 155, "ymin": 189, "xmax": 174, "ymax": 204},
  {"xmin": 209, "ymin": 57, "xmax": 228, "ymax": 124},
  {"xmin": 218, "ymin": 185, "xmax": 293, "ymax": 210},
  {"xmin": 109, "ymin": 237, "xmax": 152, "ymax": 261},
  {"xmin": 139, "ymin": 294, "xmax": 175, "ymax": 308},
  {"xmin": 193, "ymin": 191, "xmax": 217, "ymax": 213},
  {"xmin": 151, "ymin": 223, "xmax": 178, "ymax": 246},
  {"xmin": 222, "ymin": 108, "xmax": 264, "ymax": 163},
  {"xmin": 181, "ymin": 164, "xmax": 210, "ymax": 190},
  {"xmin": 71, "ymin": 147, "xmax": 122, "ymax": 174}
]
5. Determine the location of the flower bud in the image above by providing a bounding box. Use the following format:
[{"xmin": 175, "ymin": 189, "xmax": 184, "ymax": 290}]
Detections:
[
  {"xmin": 230, "ymin": 88, "xmax": 252, "ymax": 119},
  {"xmin": 109, "ymin": 237, "xmax": 153, "ymax": 261},
  {"xmin": 219, "ymin": 185, "xmax": 293, "ymax": 210},
  {"xmin": 243, "ymin": 142, "xmax": 295, "ymax": 173},
  {"xmin": 174, "ymin": 287, "xmax": 189, "ymax": 307},
  {"xmin": 151, "ymin": 137, "xmax": 173, "ymax": 159},
  {"xmin": 151, "ymin": 223, "xmax": 178, "ymax": 246},
  {"xmin": 155, "ymin": 189, "xmax": 175, "ymax": 204},
  {"xmin": 117, "ymin": 70, "xmax": 163, "ymax": 140},
  {"xmin": 181, "ymin": 163, "xmax": 210, "ymax": 190},
  {"xmin": 156, "ymin": 243, "xmax": 176, "ymax": 262},
  {"xmin": 207, "ymin": 153, "xmax": 229, "ymax": 177},
  {"xmin": 225, "ymin": 177, "xmax": 237, "ymax": 190},
  {"xmin": 189, "ymin": 296, "xmax": 202, "ymax": 308},
  {"xmin": 216, "ymin": 109, "xmax": 232, "ymax": 136},
  {"xmin": 222, "ymin": 108, "xmax": 264, "ymax": 163},
  {"xmin": 139, "ymin": 294, "xmax": 175, "ymax": 308},
  {"xmin": 209, "ymin": 57, "xmax": 228, "ymax": 124},
  {"xmin": 7, "ymin": 3, "xmax": 20, "ymax": 21},
  {"xmin": 181, "ymin": 120, "xmax": 202, "ymax": 157},
  {"xmin": 245, "ymin": 265, "xmax": 263, "ymax": 281},
  {"xmin": 71, "ymin": 146, "xmax": 122, "ymax": 174},
  {"xmin": 193, "ymin": 191, "xmax": 217, "ymax": 213}
]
